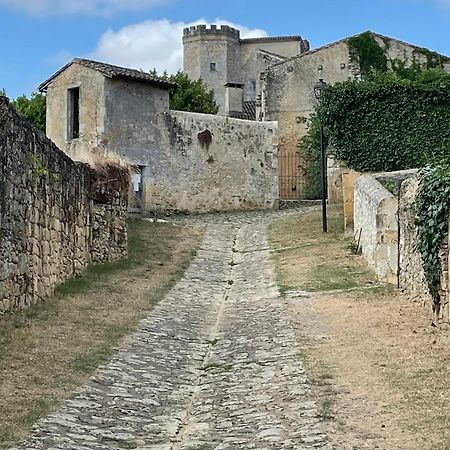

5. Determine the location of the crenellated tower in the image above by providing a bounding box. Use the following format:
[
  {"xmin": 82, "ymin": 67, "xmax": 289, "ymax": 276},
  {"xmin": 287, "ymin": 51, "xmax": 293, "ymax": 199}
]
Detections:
[
  {"xmin": 183, "ymin": 25, "xmax": 242, "ymax": 114},
  {"xmin": 183, "ymin": 24, "xmax": 308, "ymax": 117}
]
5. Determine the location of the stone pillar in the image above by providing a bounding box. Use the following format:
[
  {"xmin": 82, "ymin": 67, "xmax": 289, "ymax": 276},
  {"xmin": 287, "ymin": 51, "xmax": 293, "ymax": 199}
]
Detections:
[{"xmin": 327, "ymin": 154, "xmax": 344, "ymax": 204}]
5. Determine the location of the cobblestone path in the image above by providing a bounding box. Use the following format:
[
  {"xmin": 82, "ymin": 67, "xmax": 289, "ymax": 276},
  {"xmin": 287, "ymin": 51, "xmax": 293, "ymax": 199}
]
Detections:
[{"xmin": 14, "ymin": 210, "xmax": 331, "ymax": 450}]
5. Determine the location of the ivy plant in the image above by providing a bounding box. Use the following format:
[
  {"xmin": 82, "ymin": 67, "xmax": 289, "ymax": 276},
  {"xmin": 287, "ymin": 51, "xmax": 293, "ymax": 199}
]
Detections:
[
  {"xmin": 415, "ymin": 165, "xmax": 450, "ymax": 310},
  {"xmin": 316, "ymin": 77, "xmax": 450, "ymax": 173}
]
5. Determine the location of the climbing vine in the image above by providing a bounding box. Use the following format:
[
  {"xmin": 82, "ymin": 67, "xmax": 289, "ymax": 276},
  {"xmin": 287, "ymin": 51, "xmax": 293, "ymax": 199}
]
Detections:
[
  {"xmin": 316, "ymin": 78, "xmax": 450, "ymax": 173},
  {"xmin": 415, "ymin": 165, "xmax": 450, "ymax": 309},
  {"xmin": 348, "ymin": 32, "xmax": 388, "ymax": 78},
  {"xmin": 347, "ymin": 32, "xmax": 446, "ymax": 80}
]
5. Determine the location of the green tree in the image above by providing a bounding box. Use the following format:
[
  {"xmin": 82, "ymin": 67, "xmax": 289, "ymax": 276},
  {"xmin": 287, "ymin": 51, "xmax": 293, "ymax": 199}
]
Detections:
[
  {"xmin": 169, "ymin": 71, "xmax": 218, "ymax": 114},
  {"xmin": 12, "ymin": 92, "xmax": 46, "ymax": 132},
  {"xmin": 150, "ymin": 69, "xmax": 218, "ymax": 114}
]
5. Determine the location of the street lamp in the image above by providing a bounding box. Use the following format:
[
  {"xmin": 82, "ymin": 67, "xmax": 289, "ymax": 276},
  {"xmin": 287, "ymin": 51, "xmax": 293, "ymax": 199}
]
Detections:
[{"xmin": 313, "ymin": 78, "xmax": 328, "ymax": 233}]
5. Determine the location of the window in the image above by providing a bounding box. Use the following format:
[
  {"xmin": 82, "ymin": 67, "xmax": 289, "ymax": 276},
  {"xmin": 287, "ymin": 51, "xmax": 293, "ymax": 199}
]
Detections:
[
  {"xmin": 210, "ymin": 62, "xmax": 216, "ymax": 72},
  {"xmin": 67, "ymin": 87, "xmax": 80, "ymax": 139}
]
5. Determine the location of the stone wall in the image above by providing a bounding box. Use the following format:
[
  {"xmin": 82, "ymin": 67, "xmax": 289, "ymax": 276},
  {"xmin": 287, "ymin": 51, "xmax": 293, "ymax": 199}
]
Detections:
[
  {"xmin": 399, "ymin": 175, "xmax": 449, "ymax": 323},
  {"xmin": 143, "ymin": 111, "xmax": 279, "ymax": 213},
  {"xmin": 353, "ymin": 169, "xmax": 450, "ymax": 323},
  {"xmin": 354, "ymin": 174, "xmax": 398, "ymax": 284},
  {"xmin": 398, "ymin": 176, "xmax": 431, "ymax": 303},
  {"xmin": 0, "ymin": 97, "xmax": 128, "ymax": 315}
]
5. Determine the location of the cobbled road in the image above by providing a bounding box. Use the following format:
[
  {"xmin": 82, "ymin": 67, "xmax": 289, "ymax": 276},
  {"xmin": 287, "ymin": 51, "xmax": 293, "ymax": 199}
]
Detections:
[{"xmin": 14, "ymin": 209, "xmax": 331, "ymax": 450}]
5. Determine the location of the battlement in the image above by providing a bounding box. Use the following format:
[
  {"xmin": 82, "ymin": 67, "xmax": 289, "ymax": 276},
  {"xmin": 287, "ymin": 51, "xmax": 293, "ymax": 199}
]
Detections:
[{"xmin": 183, "ymin": 24, "xmax": 241, "ymax": 40}]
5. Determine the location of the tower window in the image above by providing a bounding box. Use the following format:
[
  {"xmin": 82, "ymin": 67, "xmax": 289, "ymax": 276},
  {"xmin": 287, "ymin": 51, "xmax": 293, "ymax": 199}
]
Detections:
[
  {"xmin": 210, "ymin": 62, "xmax": 216, "ymax": 72},
  {"xmin": 67, "ymin": 87, "xmax": 80, "ymax": 139}
]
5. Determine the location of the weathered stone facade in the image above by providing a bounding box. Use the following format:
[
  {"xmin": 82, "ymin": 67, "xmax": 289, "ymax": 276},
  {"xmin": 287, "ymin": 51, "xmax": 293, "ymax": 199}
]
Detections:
[
  {"xmin": 145, "ymin": 110, "xmax": 279, "ymax": 213},
  {"xmin": 0, "ymin": 96, "xmax": 128, "ymax": 315},
  {"xmin": 183, "ymin": 25, "xmax": 309, "ymax": 115},
  {"xmin": 354, "ymin": 174, "xmax": 398, "ymax": 284},
  {"xmin": 41, "ymin": 59, "xmax": 279, "ymax": 214}
]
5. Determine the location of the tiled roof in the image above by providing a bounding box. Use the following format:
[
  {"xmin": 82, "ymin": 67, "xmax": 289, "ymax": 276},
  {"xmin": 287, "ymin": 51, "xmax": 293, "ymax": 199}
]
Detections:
[
  {"xmin": 229, "ymin": 101, "xmax": 257, "ymax": 121},
  {"xmin": 39, "ymin": 58, "xmax": 177, "ymax": 92},
  {"xmin": 240, "ymin": 36, "xmax": 303, "ymax": 44},
  {"xmin": 243, "ymin": 100, "xmax": 256, "ymax": 121}
]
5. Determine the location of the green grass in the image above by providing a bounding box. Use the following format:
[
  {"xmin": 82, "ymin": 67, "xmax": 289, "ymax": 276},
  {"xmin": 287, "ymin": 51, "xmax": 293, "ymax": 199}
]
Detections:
[
  {"xmin": 268, "ymin": 210, "xmax": 377, "ymax": 294},
  {"xmin": 55, "ymin": 220, "xmax": 171, "ymax": 297}
]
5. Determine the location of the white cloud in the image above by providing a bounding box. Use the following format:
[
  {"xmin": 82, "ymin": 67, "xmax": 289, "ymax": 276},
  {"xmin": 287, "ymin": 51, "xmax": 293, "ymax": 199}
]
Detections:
[
  {"xmin": 0, "ymin": 0, "xmax": 169, "ymax": 15},
  {"xmin": 88, "ymin": 18, "xmax": 268, "ymax": 74}
]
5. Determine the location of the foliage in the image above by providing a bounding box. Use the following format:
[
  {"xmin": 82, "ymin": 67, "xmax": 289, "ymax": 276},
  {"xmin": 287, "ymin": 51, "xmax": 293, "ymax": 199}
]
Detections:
[
  {"xmin": 316, "ymin": 77, "xmax": 450, "ymax": 172},
  {"xmin": 297, "ymin": 114, "xmax": 327, "ymax": 199},
  {"xmin": 12, "ymin": 92, "xmax": 46, "ymax": 132},
  {"xmin": 30, "ymin": 154, "xmax": 48, "ymax": 181},
  {"xmin": 415, "ymin": 165, "xmax": 450, "ymax": 309},
  {"xmin": 150, "ymin": 69, "xmax": 219, "ymax": 114},
  {"xmin": 299, "ymin": 32, "xmax": 450, "ymax": 195},
  {"xmin": 348, "ymin": 32, "xmax": 388, "ymax": 78},
  {"xmin": 414, "ymin": 47, "xmax": 446, "ymax": 69},
  {"xmin": 347, "ymin": 32, "xmax": 446, "ymax": 81}
]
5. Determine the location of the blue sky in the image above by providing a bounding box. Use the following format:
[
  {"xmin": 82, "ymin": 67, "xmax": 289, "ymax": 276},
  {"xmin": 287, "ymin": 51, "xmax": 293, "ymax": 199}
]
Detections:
[{"xmin": 1, "ymin": 0, "xmax": 449, "ymax": 99}]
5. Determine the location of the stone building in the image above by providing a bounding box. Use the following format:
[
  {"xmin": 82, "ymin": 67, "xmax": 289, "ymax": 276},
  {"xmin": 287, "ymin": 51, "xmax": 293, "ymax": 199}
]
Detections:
[
  {"xmin": 258, "ymin": 32, "xmax": 450, "ymax": 198},
  {"xmin": 183, "ymin": 26, "xmax": 450, "ymax": 199},
  {"xmin": 40, "ymin": 29, "xmax": 450, "ymax": 210},
  {"xmin": 39, "ymin": 58, "xmax": 279, "ymax": 214},
  {"xmin": 183, "ymin": 25, "xmax": 310, "ymax": 118}
]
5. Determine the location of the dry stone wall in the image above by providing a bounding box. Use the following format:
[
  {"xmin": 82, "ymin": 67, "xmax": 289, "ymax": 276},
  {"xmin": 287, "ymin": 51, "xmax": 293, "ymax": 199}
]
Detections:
[{"xmin": 0, "ymin": 97, "xmax": 128, "ymax": 315}]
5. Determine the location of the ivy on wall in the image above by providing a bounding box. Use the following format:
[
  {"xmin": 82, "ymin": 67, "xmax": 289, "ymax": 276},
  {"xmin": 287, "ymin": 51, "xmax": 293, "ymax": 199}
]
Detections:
[
  {"xmin": 316, "ymin": 77, "xmax": 450, "ymax": 173},
  {"xmin": 415, "ymin": 165, "xmax": 450, "ymax": 312},
  {"xmin": 348, "ymin": 32, "xmax": 388, "ymax": 78},
  {"xmin": 298, "ymin": 31, "xmax": 450, "ymax": 198},
  {"xmin": 347, "ymin": 31, "xmax": 445, "ymax": 80}
]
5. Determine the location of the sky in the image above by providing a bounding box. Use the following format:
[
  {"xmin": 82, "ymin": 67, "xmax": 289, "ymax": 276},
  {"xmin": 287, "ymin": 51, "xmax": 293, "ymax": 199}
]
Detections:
[{"xmin": 1, "ymin": 0, "xmax": 450, "ymax": 99}]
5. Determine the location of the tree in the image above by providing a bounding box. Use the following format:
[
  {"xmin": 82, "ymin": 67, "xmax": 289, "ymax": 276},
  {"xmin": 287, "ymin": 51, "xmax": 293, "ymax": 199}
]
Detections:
[
  {"xmin": 12, "ymin": 92, "xmax": 46, "ymax": 132},
  {"xmin": 150, "ymin": 69, "xmax": 218, "ymax": 114}
]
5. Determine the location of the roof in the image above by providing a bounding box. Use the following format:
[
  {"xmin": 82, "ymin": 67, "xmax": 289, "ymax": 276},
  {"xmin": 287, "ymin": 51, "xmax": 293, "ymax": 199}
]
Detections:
[
  {"xmin": 38, "ymin": 58, "xmax": 177, "ymax": 92},
  {"xmin": 266, "ymin": 30, "xmax": 450, "ymax": 71},
  {"xmin": 240, "ymin": 36, "xmax": 303, "ymax": 45},
  {"xmin": 228, "ymin": 101, "xmax": 256, "ymax": 121},
  {"xmin": 258, "ymin": 49, "xmax": 286, "ymax": 61},
  {"xmin": 243, "ymin": 100, "xmax": 256, "ymax": 120}
]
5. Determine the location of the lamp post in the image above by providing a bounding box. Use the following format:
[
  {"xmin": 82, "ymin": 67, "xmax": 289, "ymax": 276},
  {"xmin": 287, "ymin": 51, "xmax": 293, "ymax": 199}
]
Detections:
[{"xmin": 313, "ymin": 78, "xmax": 328, "ymax": 233}]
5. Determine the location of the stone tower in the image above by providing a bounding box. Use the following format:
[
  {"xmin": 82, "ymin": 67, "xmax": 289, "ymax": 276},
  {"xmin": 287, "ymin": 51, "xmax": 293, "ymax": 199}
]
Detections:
[{"xmin": 183, "ymin": 25, "xmax": 242, "ymax": 114}]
